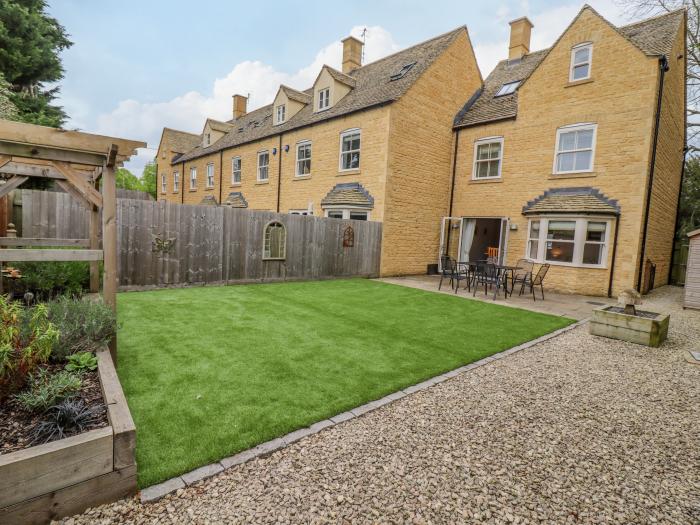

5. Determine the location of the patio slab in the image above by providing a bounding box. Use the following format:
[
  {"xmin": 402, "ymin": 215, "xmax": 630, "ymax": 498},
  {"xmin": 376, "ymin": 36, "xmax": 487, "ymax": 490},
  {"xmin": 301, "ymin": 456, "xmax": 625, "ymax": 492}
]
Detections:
[{"xmin": 376, "ymin": 274, "xmax": 612, "ymax": 320}]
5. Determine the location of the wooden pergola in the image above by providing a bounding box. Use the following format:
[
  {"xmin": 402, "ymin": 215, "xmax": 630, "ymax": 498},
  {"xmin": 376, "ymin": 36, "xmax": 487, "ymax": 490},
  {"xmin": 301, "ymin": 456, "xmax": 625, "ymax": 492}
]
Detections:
[{"xmin": 0, "ymin": 120, "xmax": 145, "ymax": 362}]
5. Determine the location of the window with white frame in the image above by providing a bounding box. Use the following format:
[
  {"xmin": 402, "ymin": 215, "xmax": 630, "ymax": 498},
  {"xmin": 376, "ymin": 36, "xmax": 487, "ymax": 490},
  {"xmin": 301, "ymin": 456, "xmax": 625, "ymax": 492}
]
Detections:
[
  {"xmin": 190, "ymin": 167, "xmax": 197, "ymax": 189},
  {"xmin": 289, "ymin": 209, "xmax": 312, "ymax": 216},
  {"xmin": 206, "ymin": 163, "xmax": 215, "ymax": 187},
  {"xmin": 325, "ymin": 209, "xmax": 369, "ymax": 221},
  {"xmin": 276, "ymin": 104, "xmax": 286, "ymax": 124},
  {"xmin": 495, "ymin": 81, "xmax": 520, "ymax": 97},
  {"xmin": 554, "ymin": 124, "xmax": 596, "ymax": 174},
  {"xmin": 526, "ymin": 217, "xmax": 610, "ymax": 267},
  {"xmin": 161, "ymin": 173, "xmax": 167, "ymax": 193},
  {"xmin": 204, "ymin": 133, "xmax": 211, "ymax": 147},
  {"xmin": 318, "ymin": 87, "xmax": 330, "ymax": 110},
  {"xmin": 340, "ymin": 129, "xmax": 361, "ymax": 171},
  {"xmin": 296, "ymin": 141, "xmax": 311, "ymax": 176},
  {"xmin": 173, "ymin": 171, "xmax": 179, "ymax": 192},
  {"xmin": 257, "ymin": 151, "xmax": 269, "ymax": 181},
  {"xmin": 570, "ymin": 43, "xmax": 592, "ymax": 82},
  {"xmin": 231, "ymin": 156, "xmax": 241, "ymax": 184},
  {"xmin": 473, "ymin": 137, "xmax": 503, "ymax": 179}
]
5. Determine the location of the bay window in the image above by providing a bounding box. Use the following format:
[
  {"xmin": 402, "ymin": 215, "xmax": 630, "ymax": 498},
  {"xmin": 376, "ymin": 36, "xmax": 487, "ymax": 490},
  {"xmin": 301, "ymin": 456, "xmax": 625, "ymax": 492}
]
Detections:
[{"xmin": 526, "ymin": 217, "xmax": 610, "ymax": 267}]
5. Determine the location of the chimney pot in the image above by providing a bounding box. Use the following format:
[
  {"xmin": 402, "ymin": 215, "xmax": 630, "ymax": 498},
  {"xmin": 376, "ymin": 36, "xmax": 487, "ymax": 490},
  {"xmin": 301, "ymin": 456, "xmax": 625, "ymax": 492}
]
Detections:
[
  {"xmin": 232, "ymin": 94, "xmax": 247, "ymax": 120},
  {"xmin": 508, "ymin": 17, "xmax": 534, "ymax": 60},
  {"xmin": 341, "ymin": 36, "xmax": 363, "ymax": 74}
]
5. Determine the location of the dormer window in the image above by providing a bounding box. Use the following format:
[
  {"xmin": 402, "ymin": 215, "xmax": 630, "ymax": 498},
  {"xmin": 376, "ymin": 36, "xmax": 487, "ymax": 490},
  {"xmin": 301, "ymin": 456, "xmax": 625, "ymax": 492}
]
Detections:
[
  {"xmin": 276, "ymin": 104, "xmax": 286, "ymax": 124},
  {"xmin": 318, "ymin": 88, "xmax": 330, "ymax": 111},
  {"xmin": 570, "ymin": 43, "xmax": 592, "ymax": 82},
  {"xmin": 204, "ymin": 133, "xmax": 211, "ymax": 147},
  {"xmin": 495, "ymin": 81, "xmax": 520, "ymax": 97}
]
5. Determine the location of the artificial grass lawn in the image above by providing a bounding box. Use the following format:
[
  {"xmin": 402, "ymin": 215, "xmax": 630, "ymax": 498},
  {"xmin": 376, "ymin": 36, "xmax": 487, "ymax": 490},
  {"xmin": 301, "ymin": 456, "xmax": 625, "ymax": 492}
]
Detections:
[{"xmin": 117, "ymin": 279, "xmax": 573, "ymax": 487}]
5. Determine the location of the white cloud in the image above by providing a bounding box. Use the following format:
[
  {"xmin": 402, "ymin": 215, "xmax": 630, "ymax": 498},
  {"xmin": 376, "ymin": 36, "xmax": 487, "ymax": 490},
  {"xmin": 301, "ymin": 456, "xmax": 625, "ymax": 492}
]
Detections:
[{"xmin": 81, "ymin": 26, "xmax": 399, "ymax": 175}]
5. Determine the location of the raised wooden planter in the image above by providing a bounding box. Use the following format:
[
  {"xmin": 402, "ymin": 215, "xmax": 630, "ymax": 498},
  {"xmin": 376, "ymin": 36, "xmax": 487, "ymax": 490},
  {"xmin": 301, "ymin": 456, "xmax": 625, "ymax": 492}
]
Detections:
[
  {"xmin": 0, "ymin": 349, "xmax": 136, "ymax": 525},
  {"xmin": 590, "ymin": 306, "xmax": 670, "ymax": 347}
]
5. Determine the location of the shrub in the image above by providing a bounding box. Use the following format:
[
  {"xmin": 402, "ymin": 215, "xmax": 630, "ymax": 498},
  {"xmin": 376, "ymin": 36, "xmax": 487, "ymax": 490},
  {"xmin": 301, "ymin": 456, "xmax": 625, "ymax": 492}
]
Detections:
[
  {"xmin": 11, "ymin": 261, "xmax": 91, "ymax": 300},
  {"xmin": 0, "ymin": 296, "xmax": 59, "ymax": 401},
  {"xmin": 65, "ymin": 351, "xmax": 98, "ymax": 373},
  {"xmin": 30, "ymin": 398, "xmax": 101, "ymax": 444},
  {"xmin": 15, "ymin": 368, "xmax": 82, "ymax": 412},
  {"xmin": 46, "ymin": 297, "xmax": 116, "ymax": 361}
]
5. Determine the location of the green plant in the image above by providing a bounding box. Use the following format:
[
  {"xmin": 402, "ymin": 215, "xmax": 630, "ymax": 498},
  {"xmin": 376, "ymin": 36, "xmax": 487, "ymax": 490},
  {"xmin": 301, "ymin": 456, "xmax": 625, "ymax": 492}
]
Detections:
[
  {"xmin": 0, "ymin": 296, "xmax": 59, "ymax": 400},
  {"xmin": 12, "ymin": 261, "xmax": 91, "ymax": 300},
  {"xmin": 15, "ymin": 368, "xmax": 82, "ymax": 412},
  {"xmin": 30, "ymin": 399, "xmax": 101, "ymax": 445},
  {"xmin": 46, "ymin": 297, "xmax": 116, "ymax": 361},
  {"xmin": 65, "ymin": 352, "xmax": 97, "ymax": 373}
]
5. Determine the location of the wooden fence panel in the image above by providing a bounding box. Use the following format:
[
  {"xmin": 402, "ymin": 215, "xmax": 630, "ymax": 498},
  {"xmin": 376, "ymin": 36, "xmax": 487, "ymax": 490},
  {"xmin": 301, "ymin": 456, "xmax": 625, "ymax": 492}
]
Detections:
[{"xmin": 11, "ymin": 191, "xmax": 383, "ymax": 288}]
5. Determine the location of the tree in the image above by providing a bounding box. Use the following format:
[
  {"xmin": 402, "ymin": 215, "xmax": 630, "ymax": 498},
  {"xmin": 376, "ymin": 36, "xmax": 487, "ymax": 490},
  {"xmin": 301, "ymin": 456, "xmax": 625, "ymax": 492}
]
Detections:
[
  {"xmin": 0, "ymin": 0, "xmax": 72, "ymax": 127},
  {"xmin": 616, "ymin": 0, "xmax": 698, "ymax": 148},
  {"xmin": 115, "ymin": 163, "xmax": 157, "ymax": 199},
  {"xmin": 0, "ymin": 73, "xmax": 17, "ymax": 119},
  {"xmin": 678, "ymin": 157, "xmax": 700, "ymax": 236}
]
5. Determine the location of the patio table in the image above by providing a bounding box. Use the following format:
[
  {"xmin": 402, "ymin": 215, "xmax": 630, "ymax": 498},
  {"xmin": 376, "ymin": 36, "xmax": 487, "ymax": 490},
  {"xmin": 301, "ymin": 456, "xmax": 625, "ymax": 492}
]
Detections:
[{"xmin": 492, "ymin": 264, "xmax": 523, "ymax": 299}]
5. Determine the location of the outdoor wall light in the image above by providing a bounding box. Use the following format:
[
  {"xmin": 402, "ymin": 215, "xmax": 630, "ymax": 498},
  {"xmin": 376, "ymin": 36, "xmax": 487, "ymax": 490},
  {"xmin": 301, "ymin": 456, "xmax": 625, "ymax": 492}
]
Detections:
[
  {"xmin": 272, "ymin": 147, "xmax": 277, "ymax": 155},
  {"xmin": 509, "ymin": 222, "xmax": 518, "ymax": 231},
  {"xmin": 284, "ymin": 144, "xmax": 290, "ymax": 153}
]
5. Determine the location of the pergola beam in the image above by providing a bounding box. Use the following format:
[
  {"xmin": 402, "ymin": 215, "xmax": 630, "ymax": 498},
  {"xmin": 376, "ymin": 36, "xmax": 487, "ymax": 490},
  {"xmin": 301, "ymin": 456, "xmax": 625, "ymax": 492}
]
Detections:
[
  {"xmin": 0, "ymin": 161, "xmax": 67, "ymax": 180},
  {"xmin": 0, "ymin": 155, "xmax": 10, "ymax": 169},
  {"xmin": 52, "ymin": 161, "xmax": 103, "ymax": 209},
  {"xmin": 0, "ymin": 140, "xmax": 107, "ymax": 166},
  {"xmin": 0, "ymin": 175, "xmax": 28, "ymax": 198},
  {"xmin": 56, "ymin": 179, "xmax": 93, "ymax": 210}
]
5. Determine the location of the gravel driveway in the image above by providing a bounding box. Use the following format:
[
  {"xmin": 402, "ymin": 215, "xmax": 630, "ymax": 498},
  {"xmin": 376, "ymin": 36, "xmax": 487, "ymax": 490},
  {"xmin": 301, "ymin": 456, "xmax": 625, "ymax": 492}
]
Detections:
[{"xmin": 60, "ymin": 287, "xmax": 699, "ymax": 524}]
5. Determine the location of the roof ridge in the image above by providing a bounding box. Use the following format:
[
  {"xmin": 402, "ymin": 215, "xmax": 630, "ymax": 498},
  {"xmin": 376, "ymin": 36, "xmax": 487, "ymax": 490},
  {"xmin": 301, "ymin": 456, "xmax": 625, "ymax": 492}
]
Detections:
[
  {"xmin": 163, "ymin": 127, "xmax": 200, "ymax": 137},
  {"xmin": 351, "ymin": 26, "xmax": 465, "ymax": 73},
  {"xmin": 618, "ymin": 7, "xmax": 685, "ymax": 30}
]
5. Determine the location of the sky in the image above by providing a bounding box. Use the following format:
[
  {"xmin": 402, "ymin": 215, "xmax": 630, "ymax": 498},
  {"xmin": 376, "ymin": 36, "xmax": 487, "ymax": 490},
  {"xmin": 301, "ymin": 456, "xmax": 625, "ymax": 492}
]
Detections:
[{"xmin": 46, "ymin": 0, "xmax": 639, "ymax": 175}]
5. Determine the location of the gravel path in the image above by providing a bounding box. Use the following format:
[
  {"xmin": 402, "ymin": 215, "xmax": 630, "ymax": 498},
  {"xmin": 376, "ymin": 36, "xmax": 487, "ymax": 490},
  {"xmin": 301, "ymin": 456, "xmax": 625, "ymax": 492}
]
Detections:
[{"xmin": 60, "ymin": 287, "xmax": 700, "ymax": 524}]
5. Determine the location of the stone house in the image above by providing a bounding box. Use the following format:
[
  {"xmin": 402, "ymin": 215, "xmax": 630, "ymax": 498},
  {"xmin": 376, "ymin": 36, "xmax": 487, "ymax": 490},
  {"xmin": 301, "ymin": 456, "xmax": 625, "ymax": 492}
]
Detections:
[
  {"xmin": 156, "ymin": 6, "xmax": 686, "ymax": 296},
  {"xmin": 449, "ymin": 6, "xmax": 685, "ymax": 296},
  {"xmin": 156, "ymin": 27, "xmax": 482, "ymax": 277}
]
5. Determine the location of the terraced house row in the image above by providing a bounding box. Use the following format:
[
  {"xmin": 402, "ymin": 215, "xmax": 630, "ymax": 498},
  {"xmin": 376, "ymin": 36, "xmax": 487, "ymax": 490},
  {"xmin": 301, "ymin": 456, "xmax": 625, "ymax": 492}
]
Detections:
[{"xmin": 156, "ymin": 5, "xmax": 686, "ymax": 296}]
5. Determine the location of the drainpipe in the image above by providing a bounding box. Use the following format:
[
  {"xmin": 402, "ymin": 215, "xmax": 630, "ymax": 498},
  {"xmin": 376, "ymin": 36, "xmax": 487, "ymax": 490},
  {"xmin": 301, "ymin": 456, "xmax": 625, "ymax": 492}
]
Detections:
[
  {"xmin": 445, "ymin": 129, "xmax": 461, "ymax": 255},
  {"xmin": 607, "ymin": 214, "xmax": 621, "ymax": 298},
  {"xmin": 276, "ymin": 134, "xmax": 283, "ymax": 213},
  {"xmin": 218, "ymin": 150, "xmax": 224, "ymax": 205},
  {"xmin": 180, "ymin": 161, "xmax": 185, "ymax": 205},
  {"xmin": 636, "ymin": 55, "xmax": 669, "ymax": 292}
]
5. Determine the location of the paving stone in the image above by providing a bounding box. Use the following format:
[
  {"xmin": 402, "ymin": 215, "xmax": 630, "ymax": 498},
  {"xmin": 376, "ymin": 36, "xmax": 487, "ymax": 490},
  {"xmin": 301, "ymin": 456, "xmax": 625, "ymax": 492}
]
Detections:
[
  {"xmin": 220, "ymin": 449, "xmax": 258, "ymax": 469},
  {"xmin": 282, "ymin": 427, "xmax": 316, "ymax": 445},
  {"xmin": 140, "ymin": 477, "xmax": 185, "ymax": 503},
  {"xmin": 329, "ymin": 411, "xmax": 355, "ymax": 424},
  {"xmin": 309, "ymin": 419, "xmax": 334, "ymax": 433},
  {"xmin": 251, "ymin": 437, "xmax": 286, "ymax": 456},
  {"xmin": 181, "ymin": 463, "xmax": 224, "ymax": 485}
]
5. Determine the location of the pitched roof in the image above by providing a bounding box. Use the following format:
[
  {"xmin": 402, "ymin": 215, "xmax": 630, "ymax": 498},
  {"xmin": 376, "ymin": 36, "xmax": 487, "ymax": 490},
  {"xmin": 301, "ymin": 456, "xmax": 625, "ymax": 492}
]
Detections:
[
  {"xmin": 200, "ymin": 195, "xmax": 219, "ymax": 206},
  {"xmin": 323, "ymin": 65, "xmax": 357, "ymax": 87},
  {"xmin": 160, "ymin": 128, "xmax": 201, "ymax": 159},
  {"xmin": 280, "ymin": 85, "xmax": 312, "ymax": 104},
  {"xmin": 321, "ymin": 182, "xmax": 374, "ymax": 208},
  {"xmin": 522, "ymin": 187, "xmax": 620, "ymax": 216},
  {"xmin": 206, "ymin": 119, "xmax": 234, "ymax": 133},
  {"xmin": 176, "ymin": 27, "xmax": 467, "ymax": 164},
  {"xmin": 223, "ymin": 191, "xmax": 248, "ymax": 208},
  {"xmin": 454, "ymin": 8, "xmax": 684, "ymax": 129}
]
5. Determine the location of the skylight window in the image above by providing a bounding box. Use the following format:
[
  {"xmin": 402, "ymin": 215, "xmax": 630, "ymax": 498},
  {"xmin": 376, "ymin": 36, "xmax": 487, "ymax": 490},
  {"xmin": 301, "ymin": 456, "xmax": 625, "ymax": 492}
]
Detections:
[
  {"xmin": 495, "ymin": 80, "xmax": 521, "ymax": 97},
  {"xmin": 389, "ymin": 62, "xmax": 417, "ymax": 81}
]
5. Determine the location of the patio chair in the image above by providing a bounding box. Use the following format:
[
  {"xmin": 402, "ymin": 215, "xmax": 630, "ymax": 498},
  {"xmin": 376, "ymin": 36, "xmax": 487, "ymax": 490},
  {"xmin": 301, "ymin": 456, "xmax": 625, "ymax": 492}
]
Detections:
[
  {"xmin": 511, "ymin": 258, "xmax": 534, "ymax": 294},
  {"xmin": 518, "ymin": 263, "xmax": 550, "ymax": 301},
  {"xmin": 438, "ymin": 255, "xmax": 457, "ymax": 291},
  {"xmin": 472, "ymin": 261, "xmax": 499, "ymax": 298}
]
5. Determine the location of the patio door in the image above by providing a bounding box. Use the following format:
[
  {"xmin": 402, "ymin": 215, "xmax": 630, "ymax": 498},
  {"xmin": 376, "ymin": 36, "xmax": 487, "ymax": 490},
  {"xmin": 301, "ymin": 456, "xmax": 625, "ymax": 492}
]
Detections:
[
  {"xmin": 458, "ymin": 217, "xmax": 510, "ymax": 263},
  {"xmin": 438, "ymin": 217, "xmax": 462, "ymax": 271}
]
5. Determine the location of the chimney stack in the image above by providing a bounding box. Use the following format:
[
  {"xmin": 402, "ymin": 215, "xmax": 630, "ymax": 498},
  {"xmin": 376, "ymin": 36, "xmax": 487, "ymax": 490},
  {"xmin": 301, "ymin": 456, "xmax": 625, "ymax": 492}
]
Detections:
[
  {"xmin": 508, "ymin": 17, "xmax": 533, "ymax": 60},
  {"xmin": 232, "ymin": 94, "xmax": 247, "ymax": 120},
  {"xmin": 341, "ymin": 36, "xmax": 363, "ymax": 74}
]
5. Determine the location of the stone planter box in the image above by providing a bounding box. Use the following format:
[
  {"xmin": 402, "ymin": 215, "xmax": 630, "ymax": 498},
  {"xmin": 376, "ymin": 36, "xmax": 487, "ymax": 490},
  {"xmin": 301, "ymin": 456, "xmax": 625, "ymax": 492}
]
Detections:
[
  {"xmin": 590, "ymin": 306, "xmax": 670, "ymax": 347},
  {"xmin": 0, "ymin": 349, "xmax": 136, "ymax": 525}
]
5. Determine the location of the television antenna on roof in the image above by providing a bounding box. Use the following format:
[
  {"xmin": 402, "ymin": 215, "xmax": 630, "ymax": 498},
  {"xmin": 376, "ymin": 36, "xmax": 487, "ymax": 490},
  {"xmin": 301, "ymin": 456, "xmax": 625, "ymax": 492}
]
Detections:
[{"xmin": 361, "ymin": 27, "xmax": 367, "ymax": 64}]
